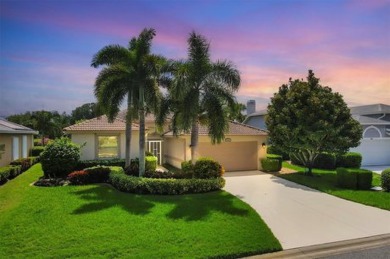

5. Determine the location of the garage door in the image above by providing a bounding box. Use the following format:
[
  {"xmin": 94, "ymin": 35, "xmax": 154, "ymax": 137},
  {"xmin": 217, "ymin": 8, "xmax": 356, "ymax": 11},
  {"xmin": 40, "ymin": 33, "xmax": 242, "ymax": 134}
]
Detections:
[
  {"xmin": 350, "ymin": 139, "xmax": 390, "ymax": 166},
  {"xmin": 198, "ymin": 141, "xmax": 258, "ymax": 171}
]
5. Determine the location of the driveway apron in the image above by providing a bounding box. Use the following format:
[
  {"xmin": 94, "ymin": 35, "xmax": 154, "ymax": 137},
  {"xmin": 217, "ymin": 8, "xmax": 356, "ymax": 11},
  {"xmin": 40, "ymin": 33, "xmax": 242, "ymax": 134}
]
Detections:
[{"xmin": 224, "ymin": 171, "xmax": 390, "ymax": 250}]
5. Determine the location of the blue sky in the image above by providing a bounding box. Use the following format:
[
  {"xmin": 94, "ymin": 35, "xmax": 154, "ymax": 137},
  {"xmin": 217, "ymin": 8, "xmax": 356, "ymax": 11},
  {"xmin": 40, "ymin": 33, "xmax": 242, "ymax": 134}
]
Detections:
[{"xmin": 1, "ymin": 0, "xmax": 389, "ymax": 117}]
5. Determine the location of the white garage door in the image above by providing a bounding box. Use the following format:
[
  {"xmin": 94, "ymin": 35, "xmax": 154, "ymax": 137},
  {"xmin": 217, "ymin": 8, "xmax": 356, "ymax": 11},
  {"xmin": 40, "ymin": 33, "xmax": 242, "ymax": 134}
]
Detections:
[{"xmin": 350, "ymin": 139, "xmax": 390, "ymax": 166}]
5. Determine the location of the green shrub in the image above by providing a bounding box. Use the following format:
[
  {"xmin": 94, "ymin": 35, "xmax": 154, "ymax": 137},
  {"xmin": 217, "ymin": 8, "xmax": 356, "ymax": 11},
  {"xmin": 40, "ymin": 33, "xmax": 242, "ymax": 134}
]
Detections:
[
  {"xmin": 145, "ymin": 156, "xmax": 157, "ymax": 172},
  {"xmin": 67, "ymin": 166, "xmax": 122, "ymax": 185},
  {"xmin": 181, "ymin": 161, "xmax": 194, "ymax": 177},
  {"xmin": 40, "ymin": 137, "xmax": 81, "ymax": 178},
  {"xmin": 29, "ymin": 156, "xmax": 40, "ymax": 165},
  {"xmin": 125, "ymin": 158, "xmax": 139, "ymax": 176},
  {"xmin": 10, "ymin": 158, "xmax": 32, "ymax": 172},
  {"xmin": 267, "ymin": 145, "xmax": 290, "ymax": 160},
  {"xmin": 143, "ymin": 170, "xmax": 175, "ymax": 179},
  {"xmin": 109, "ymin": 172, "xmax": 225, "ymax": 195},
  {"xmin": 0, "ymin": 167, "xmax": 11, "ymax": 184},
  {"xmin": 30, "ymin": 146, "xmax": 45, "ymax": 157},
  {"xmin": 76, "ymin": 158, "xmax": 126, "ymax": 170},
  {"xmin": 381, "ymin": 168, "xmax": 390, "ymax": 192},
  {"xmin": 8, "ymin": 165, "xmax": 22, "ymax": 178},
  {"xmin": 267, "ymin": 154, "xmax": 282, "ymax": 168},
  {"xmin": 336, "ymin": 168, "xmax": 372, "ymax": 190},
  {"xmin": 313, "ymin": 153, "xmax": 336, "ymax": 170},
  {"xmin": 356, "ymin": 169, "xmax": 373, "ymax": 190},
  {"xmin": 336, "ymin": 152, "xmax": 362, "ymax": 168},
  {"xmin": 336, "ymin": 167, "xmax": 358, "ymax": 189},
  {"xmin": 261, "ymin": 158, "xmax": 281, "ymax": 172},
  {"xmin": 193, "ymin": 158, "xmax": 223, "ymax": 179}
]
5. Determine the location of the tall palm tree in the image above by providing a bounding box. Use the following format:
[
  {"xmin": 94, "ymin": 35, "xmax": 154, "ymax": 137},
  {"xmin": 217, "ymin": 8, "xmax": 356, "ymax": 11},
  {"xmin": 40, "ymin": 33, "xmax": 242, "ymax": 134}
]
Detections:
[
  {"xmin": 92, "ymin": 28, "xmax": 162, "ymax": 175},
  {"xmin": 160, "ymin": 32, "xmax": 240, "ymax": 164},
  {"xmin": 32, "ymin": 110, "xmax": 61, "ymax": 145}
]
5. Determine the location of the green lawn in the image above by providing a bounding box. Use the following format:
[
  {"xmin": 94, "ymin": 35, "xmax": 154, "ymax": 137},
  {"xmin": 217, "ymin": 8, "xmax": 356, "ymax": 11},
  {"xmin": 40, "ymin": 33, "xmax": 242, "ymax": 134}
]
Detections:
[
  {"xmin": 0, "ymin": 164, "xmax": 281, "ymax": 258},
  {"xmin": 279, "ymin": 162, "xmax": 390, "ymax": 211}
]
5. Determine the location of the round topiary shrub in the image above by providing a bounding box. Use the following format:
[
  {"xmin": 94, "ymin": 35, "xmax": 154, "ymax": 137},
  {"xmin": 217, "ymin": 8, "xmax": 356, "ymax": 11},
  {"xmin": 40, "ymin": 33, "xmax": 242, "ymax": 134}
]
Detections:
[
  {"xmin": 193, "ymin": 158, "xmax": 224, "ymax": 179},
  {"xmin": 40, "ymin": 137, "xmax": 81, "ymax": 178},
  {"xmin": 381, "ymin": 168, "xmax": 390, "ymax": 192}
]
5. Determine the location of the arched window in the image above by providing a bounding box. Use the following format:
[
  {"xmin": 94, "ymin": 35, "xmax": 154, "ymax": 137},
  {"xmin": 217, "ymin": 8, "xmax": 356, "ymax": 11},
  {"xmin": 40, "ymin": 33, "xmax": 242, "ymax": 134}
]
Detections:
[{"xmin": 363, "ymin": 126, "xmax": 382, "ymax": 139}]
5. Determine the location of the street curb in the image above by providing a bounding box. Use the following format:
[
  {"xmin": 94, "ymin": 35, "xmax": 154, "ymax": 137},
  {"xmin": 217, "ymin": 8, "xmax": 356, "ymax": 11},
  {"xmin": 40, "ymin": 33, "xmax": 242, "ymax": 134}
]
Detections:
[{"xmin": 249, "ymin": 233, "xmax": 390, "ymax": 258}]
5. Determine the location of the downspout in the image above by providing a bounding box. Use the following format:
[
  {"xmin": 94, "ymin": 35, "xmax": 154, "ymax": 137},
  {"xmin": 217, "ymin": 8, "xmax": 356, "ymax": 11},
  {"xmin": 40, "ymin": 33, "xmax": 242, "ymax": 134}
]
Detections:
[{"xmin": 378, "ymin": 113, "xmax": 386, "ymax": 120}]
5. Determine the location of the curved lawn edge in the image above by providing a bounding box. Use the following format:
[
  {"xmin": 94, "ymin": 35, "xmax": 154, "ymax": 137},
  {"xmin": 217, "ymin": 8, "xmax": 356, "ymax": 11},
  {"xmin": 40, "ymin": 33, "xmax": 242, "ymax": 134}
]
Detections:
[
  {"xmin": 109, "ymin": 172, "xmax": 225, "ymax": 195},
  {"xmin": 1, "ymin": 164, "xmax": 282, "ymax": 258}
]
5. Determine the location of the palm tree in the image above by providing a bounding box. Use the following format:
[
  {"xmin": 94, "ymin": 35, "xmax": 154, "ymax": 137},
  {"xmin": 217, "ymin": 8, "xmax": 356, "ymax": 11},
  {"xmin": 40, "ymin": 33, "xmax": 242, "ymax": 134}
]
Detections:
[
  {"xmin": 32, "ymin": 110, "xmax": 61, "ymax": 145},
  {"xmin": 160, "ymin": 32, "xmax": 240, "ymax": 164},
  {"xmin": 92, "ymin": 28, "xmax": 162, "ymax": 175}
]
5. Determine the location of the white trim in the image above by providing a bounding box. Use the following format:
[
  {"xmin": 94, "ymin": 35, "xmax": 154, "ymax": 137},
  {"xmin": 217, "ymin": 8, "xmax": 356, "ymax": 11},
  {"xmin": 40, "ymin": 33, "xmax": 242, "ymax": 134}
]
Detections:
[
  {"xmin": 12, "ymin": 137, "xmax": 19, "ymax": 160},
  {"xmin": 363, "ymin": 125, "xmax": 382, "ymax": 139},
  {"xmin": 22, "ymin": 135, "xmax": 28, "ymax": 158},
  {"xmin": 148, "ymin": 140, "xmax": 162, "ymax": 165}
]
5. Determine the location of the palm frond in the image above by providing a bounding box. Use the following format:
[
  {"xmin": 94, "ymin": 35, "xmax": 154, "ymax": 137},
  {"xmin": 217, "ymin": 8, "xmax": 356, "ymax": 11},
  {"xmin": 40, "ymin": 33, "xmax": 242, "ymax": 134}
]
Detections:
[
  {"xmin": 210, "ymin": 60, "xmax": 241, "ymax": 91},
  {"xmin": 91, "ymin": 45, "xmax": 131, "ymax": 68}
]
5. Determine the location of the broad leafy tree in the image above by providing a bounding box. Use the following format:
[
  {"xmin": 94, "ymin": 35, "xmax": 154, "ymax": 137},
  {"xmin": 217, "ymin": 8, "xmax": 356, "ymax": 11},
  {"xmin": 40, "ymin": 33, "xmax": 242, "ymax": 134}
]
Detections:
[
  {"xmin": 266, "ymin": 70, "xmax": 362, "ymax": 175},
  {"xmin": 92, "ymin": 28, "xmax": 163, "ymax": 174},
  {"xmin": 71, "ymin": 103, "xmax": 102, "ymax": 124},
  {"xmin": 159, "ymin": 32, "xmax": 240, "ymax": 163}
]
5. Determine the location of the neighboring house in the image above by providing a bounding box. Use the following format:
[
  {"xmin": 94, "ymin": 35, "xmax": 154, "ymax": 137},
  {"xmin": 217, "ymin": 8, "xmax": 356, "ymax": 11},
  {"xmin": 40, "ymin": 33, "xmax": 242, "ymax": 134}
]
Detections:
[
  {"xmin": 0, "ymin": 118, "xmax": 38, "ymax": 167},
  {"xmin": 64, "ymin": 113, "xmax": 268, "ymax": 171},
  {"xmin": 242, "ymin": 110, "xmax": 267, "ymax": 130},
  {"xmin": 349, "ymin": 104, "xmax": 390, "ymax": 166}
]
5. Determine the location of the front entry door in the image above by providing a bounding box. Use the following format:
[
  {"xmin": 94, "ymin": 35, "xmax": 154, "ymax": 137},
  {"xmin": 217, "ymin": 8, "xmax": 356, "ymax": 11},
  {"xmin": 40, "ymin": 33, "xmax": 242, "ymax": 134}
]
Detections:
[{"xmin": 147, "ymin": 140, "xmax": 162, "ymax": 165}]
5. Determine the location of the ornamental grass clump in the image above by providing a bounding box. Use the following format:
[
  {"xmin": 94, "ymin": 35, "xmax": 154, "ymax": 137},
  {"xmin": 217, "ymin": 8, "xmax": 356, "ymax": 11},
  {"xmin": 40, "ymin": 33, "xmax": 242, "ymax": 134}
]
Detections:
[{"xmin": 40, "ymin": 137, "xmax": 82, "ymax": 178}]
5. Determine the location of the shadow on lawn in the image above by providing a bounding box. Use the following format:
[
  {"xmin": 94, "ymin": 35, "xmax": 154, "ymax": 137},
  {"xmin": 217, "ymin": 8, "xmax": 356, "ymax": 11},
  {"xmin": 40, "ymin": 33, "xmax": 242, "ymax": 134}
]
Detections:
[
  {"xmin": 71, "ymin": 185, "xmax": 154, "ymax": 215},
  {"xmin": 146, "ymin": 191, "xmax": 250, "ymax": 221},
  {"xmin": 71, "ymin": 185, "xmax": 248, "ymax": 221}
]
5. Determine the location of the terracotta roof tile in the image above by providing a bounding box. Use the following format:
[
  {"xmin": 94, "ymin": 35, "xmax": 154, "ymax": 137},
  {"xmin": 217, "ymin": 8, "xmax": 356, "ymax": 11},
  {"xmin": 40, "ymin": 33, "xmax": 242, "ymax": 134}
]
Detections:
[
  {"xmin": 165, "ymin": 121, "xmax": 267, "ymax": 136},
  {"xmin": 64, "ymin": 115, "xmax": 139, "ymax": 132}
]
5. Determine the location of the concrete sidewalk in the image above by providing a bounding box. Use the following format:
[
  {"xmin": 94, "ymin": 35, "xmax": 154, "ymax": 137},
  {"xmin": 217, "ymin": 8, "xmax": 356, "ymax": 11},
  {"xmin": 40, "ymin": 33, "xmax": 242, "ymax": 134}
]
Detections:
[{"xmin": 224, "ymin": 171, "xmax": 390, "ymax": 250}]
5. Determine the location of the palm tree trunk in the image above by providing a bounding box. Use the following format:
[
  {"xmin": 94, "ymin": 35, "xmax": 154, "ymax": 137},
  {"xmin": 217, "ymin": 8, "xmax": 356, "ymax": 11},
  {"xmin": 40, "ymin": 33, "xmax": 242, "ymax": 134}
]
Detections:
[
  {"xmin": 125, "ymin": 91, "xmax": 133, "ymax": 167},
  {"xmin": 139, "ymin": 85, "xmax": 146, "ymax": 176},
  {"xmin": 190, "ymin": 120, "xmax": 199, "ymax": 164}
]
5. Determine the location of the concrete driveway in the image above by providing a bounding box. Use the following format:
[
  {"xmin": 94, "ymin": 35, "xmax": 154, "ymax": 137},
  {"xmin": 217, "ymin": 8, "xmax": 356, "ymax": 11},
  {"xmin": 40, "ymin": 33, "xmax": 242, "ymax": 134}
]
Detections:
[
  {"xmin": 224, "ymin": 171, "xmax": 390, "ymax": 250},
  {"xmin": 362, "ymin": 165, "xmax": 390, "ymax": 174}
]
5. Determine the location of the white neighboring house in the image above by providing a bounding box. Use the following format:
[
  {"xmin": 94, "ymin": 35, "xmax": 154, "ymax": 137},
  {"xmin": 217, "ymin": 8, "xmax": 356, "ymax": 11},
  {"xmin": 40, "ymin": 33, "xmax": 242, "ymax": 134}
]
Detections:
[
  {"xmin": 243, "ymin": 102, "xmax": 390, "ymax": 167},
  {"xmin": 349, "ymin": 104, "xmax": 390, "ymax": 166}
]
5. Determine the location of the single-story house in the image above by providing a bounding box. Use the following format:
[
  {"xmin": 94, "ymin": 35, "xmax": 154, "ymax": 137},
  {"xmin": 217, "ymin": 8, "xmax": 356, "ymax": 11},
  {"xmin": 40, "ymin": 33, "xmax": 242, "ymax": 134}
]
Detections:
[
  {"xmin": 0, "ymin": 118, "xmax": 38, "ymax": 167},
  {"xmin": 64, "ymin": 113, "xmax": 268, "ymax": 171},
  {"xmin": 349, "ymin": 104, "xmax": 390, "ymax": 166}
]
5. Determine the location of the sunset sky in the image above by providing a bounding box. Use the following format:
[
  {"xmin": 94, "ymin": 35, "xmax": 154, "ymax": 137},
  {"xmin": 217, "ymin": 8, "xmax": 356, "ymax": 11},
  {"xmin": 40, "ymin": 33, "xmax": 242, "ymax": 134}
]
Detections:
[{"xmin": 1, "ymin": 0, "xmax": 389, "ymax": 117}]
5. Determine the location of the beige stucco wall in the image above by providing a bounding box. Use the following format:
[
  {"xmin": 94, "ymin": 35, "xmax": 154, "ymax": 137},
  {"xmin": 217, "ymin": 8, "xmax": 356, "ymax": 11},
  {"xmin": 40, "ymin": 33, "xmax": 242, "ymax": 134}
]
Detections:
[
  {"xmin": 70, "ymin": 131, "xmax": 141, "ymax": 161},
  {"xmin": 163, "ymin": 136, "xmax": 186, "ymax": 168},
  {"xmin": 0, "ymin": 134, "xmax": 35, "ymax": 167},
  {"xmin": 163, "ymin": 134, "xmax": 268, "ymax": 171}
]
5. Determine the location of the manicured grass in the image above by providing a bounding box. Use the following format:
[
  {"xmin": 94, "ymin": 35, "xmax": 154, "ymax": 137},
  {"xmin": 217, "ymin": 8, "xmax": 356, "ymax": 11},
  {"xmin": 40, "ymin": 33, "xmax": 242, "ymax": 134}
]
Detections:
[
  {"xmin": 279, "ymin": 162, "xmax": 390, "ymax": 211},
  {"xmin": 0, "ymin": 164, "xmax": 281, "ymax": 258}
]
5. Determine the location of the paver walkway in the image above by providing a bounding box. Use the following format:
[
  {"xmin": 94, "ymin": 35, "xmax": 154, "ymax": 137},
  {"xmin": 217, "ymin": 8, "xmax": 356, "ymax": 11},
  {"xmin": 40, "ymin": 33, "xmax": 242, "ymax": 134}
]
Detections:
[{"xmin": 224, "ymin": 171, "xmax": 390, "ymax": 250}]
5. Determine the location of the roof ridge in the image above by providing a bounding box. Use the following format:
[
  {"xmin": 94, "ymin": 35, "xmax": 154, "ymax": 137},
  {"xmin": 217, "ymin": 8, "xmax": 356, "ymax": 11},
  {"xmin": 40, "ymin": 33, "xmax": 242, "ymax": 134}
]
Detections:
[{"xmin": 229, "ymin": 120, "xmax": 267, "ymax": 132}]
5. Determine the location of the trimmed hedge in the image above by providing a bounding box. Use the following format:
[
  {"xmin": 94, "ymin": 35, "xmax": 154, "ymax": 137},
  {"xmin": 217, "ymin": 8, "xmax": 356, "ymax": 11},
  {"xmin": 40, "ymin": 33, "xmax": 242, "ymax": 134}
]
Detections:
[
  {"xmin": 76, "ymin": 158, "xmax": 126, "ymax": 170},
  {"xmin": 336, "ymin": 152, "xmax": 362, "ymax": 168},
  {"xmin": 381, "ymin": 168, "xmax": 390, "ymax": 192},
  {"xmin": 109, "ymin": 172, "xmax": 225, "ymax": 195},
  {"xmin": 67, "ymin": 166, "xmax": 124, "ymax": 185},
  {"xmin": 145, "ymin": 156, "xmax": 157, "ymax": 172},
  {"xmin": 193, "ymin": 158, "xmax": 224, "ymax": 179},
  {"xmin": 0, "ymin": 165, "xmax": 22, "ymax": 184},
  {"xmin": 261, "ymin": 158, "xmax": 281, "ymax": 172},
  {"xmin": 10, "ymin": 157, "xmax": 39, "ymax": 172},
  {"xmin": 336, "ymin": 167, "xmax": 373, "ymax": 190},
  {"xmin": 30, "ymin": 146, "xmax": 45, "ymax": 157},
  {"xmin": 267, "ymin": 145, "xmax": 290, "ymax": 160}
]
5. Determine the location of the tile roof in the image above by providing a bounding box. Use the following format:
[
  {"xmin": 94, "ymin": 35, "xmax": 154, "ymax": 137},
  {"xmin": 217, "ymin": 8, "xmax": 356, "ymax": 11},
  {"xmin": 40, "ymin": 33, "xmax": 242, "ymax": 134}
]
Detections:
[
  {"xmin": 64, "ymin": 115, "xmax": 139, "ymax": 132},
  {"xmin": 164, "ymin": 121, "xmax": 267, "ymax": 136},
  {"xmin": 352, "ymin": 115, "xmax": 390, "ymax": 125},
  {"xmin": 350, "ymin": 104, "xmax": 390, "ymax": 115},
  {"xmin": 117, "ymin": 110, "xmax": 159, "ymax": 123},
  {"xmin": 0, "ymin": 118, "xmax": 38, "ymax": 134}
]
